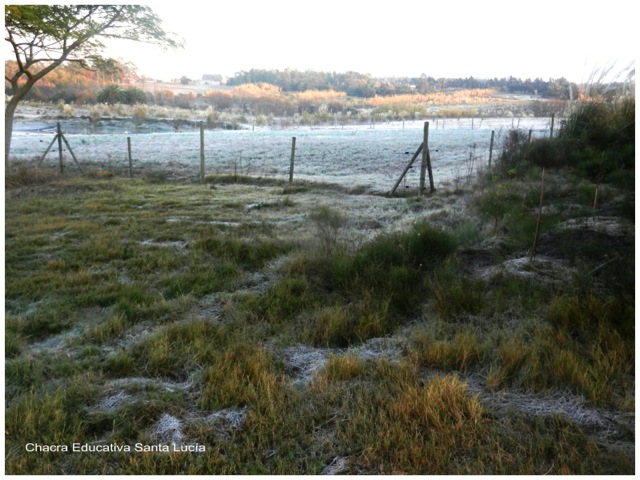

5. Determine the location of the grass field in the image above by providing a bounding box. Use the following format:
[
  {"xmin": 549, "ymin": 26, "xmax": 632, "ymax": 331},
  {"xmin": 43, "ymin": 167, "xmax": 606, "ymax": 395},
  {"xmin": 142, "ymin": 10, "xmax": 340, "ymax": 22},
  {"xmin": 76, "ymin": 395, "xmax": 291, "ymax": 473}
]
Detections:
[{"xmin": 4, "ymin": 160, "xmax": 634, "ymax": 474}]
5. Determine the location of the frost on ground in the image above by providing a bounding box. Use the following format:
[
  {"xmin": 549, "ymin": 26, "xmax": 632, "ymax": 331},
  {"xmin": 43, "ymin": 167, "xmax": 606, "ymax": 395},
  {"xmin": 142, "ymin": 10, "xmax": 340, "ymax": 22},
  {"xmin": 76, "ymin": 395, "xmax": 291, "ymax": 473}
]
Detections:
[
  {"xmin": 282, "ymin": 344, "xmax": 331, "ymax": 386},
  {"xmin": 154, "ymin": 413, "xmax": 184, "ymax": 445},
  {"xmin": 206, "ymin": 407, "xmax": 247, "ymax": 430},
  {"xmin": 557, "ymin": 216, "xmax": 633, "ymax": 237},
  {"xmin": 90, "ymin": 391, "xmax": 135, "ymax": 414},
  {"xmin": 103, "ymin": 376, "xmax": 193, "ymax": 393},
  {"xmin": 282, "ymin": 337, "xmax": 406, "ymax": 386},
  {"xmin": 11, "ymin": 115, "xmax": 551, "ymax": 193},
  {"xmin": 203, "ymin": 407, "xmax": 247, "ymax": 441},
  {"xmin": 464, "ymin": 375, "xmax": 635, "ymax": 455},
  {"xmin": 479, "ymin": 255, "xmax": 575, "ymax": 285},
  {"xmin": 88, "ymin": 378, "xmax": 193, "ymax": 417},
  {"xmin": 321, "ymin": 456, "xmax": 350, "ymax": 475},
  {"xmin": 346, "ymin": 336, "xmax": 405, "ymax": 363}
]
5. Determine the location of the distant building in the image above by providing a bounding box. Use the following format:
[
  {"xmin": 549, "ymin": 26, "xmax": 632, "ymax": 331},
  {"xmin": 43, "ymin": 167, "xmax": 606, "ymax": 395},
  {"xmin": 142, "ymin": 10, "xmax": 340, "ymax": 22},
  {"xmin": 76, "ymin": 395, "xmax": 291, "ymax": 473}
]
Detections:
[{"xmin": 202, "ymin": 74, "xmax": 223, "ymax": 85}]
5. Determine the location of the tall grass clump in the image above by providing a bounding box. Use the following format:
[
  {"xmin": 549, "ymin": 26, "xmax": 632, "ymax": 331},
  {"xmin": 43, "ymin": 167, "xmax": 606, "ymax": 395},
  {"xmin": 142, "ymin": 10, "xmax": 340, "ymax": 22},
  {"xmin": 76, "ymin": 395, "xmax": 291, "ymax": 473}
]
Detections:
[
  {"xmin": 193, "ymin": 229, "xmax": 291, "ymax": 269},
  {"xmin": 560, "ymin": 98, "xmax": 635, "ymax": 186},
  {"xmin": 428, "ymin": 261, "xmax": 486, "ymax": 320},
  {"xmin": 335, "ymin": 222, "xmax": 456, "ymax": 312},
  {"xmin": 483, "ymin": 292, "xmax": 634, "ymax": 409},
  {"xmin": 304, "ymin": 298, "xmax": 394, "ymax": 347},
  {"xmin": 337, "ymin": 374, "xmax": 487, "ymax": 474}
]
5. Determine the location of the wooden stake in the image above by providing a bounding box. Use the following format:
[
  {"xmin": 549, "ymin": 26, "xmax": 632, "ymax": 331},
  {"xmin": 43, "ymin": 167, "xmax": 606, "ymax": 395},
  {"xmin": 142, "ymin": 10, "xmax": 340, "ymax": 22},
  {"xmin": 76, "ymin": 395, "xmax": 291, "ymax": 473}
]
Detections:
[
  {"xmin": 40, "ymin": 134, "xmax": 58, "ymax": 164},
  {"xmin": 488, "ymin": 130, "xmax": 495, "ymax": 174},
  {"xmin": 390, "ymin": 143, "xmax": 423, "ymax": 196},
  {"xmin": 61, "ymin": 134, "xmax": 83, "ymax": 174},
  {"xmin": 57, "ymin": 122, "xmax": 64, "ymax": 173},
  {"xmin": 420, "ymin": 121, "xmax": 434, "ymax": 194},
  {"xmin": 419, "ymin": 125, "xmax": 427, "ymax": 194},
  {"xmin": 200, "ymin": 122, "xmax": 205, "ymax": 183},
  {"xmin": 127, "ymin": 137, "xmax": 133, "ymax": 178},
  {"xmin": 530, "ymin": 167, "xmax": 545, "ymax": 262},
  {"xmin": 289, "ymin": 136, "xmax": 296, "ymax": 184}
]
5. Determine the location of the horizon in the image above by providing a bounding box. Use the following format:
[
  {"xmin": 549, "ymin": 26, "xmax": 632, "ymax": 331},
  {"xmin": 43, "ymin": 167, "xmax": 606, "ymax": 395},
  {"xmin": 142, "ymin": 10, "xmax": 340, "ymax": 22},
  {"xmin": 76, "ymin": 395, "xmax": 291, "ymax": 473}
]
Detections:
[{"xmin": 102, "ymin": 0, "xmax": 636, "ymax": 85}]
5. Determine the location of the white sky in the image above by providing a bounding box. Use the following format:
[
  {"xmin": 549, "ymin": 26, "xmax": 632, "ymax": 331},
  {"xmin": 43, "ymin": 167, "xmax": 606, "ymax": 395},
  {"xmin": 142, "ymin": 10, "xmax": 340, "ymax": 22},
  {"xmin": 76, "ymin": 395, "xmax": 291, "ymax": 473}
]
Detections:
[
  {"xmin": 101, "ymin": 0, "xmax": 637, "ymax": 83},
  {"xmin": 12, "ymin": 0, "xmax": 637, "ymax": 83}
]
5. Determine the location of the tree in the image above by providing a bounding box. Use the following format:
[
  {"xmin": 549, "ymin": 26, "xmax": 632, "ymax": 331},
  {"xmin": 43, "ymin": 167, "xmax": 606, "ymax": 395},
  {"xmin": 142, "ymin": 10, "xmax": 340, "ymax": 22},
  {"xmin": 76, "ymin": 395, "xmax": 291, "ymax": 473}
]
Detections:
[
  {"xmin": 4, "ymin": 5, "xmax": 181, "ymax": 168},
  {"xmin": 96, "ymin": 84, "xmax": 125, "ymax": 104}
]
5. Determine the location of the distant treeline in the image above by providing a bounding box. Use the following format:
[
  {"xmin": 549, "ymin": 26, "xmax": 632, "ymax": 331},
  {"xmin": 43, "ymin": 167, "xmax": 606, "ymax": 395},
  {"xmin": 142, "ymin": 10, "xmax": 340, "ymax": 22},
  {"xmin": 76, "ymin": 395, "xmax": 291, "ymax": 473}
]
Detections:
[{"xmin": 226, "ymin": 68, "xmax": 578, "ymax": 99}]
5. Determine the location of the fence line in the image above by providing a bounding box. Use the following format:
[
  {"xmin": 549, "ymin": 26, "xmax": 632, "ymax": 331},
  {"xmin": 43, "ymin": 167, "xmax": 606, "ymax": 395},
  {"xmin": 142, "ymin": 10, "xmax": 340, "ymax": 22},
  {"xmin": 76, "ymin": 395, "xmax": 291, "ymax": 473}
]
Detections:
[{"xmin": 20, "ymin": 117, "xmax": 558, "ymax": 189}]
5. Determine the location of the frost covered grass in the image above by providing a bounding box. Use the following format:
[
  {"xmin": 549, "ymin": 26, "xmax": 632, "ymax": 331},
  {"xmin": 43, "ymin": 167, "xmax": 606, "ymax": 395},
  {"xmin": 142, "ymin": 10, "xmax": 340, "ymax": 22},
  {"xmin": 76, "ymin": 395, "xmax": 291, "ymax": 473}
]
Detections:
[
  {"xmin": 9, "ymin": 116, "xmax": 552, "ymax": 192},
  {"xmin": 5, "ymin": 162, "xmax": 634, "ymax": 474}
]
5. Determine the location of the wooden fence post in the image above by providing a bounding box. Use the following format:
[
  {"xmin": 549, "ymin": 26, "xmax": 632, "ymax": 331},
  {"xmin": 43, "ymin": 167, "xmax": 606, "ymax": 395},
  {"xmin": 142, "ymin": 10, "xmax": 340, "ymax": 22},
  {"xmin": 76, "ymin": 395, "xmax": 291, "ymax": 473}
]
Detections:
[
  {"xmin": 419, "ymin": 125, "xmax": 427, "ymax": 193},
  {"xmin": 200, "ymin": 122, "xmax": 205, "ymax": 183},
  {"xmin": 39, "ymin": 123, "xmax": 82, "ymax": 173},
  {"xmin": 488, "ymin": 130, "xmax": 495, "ymax": 174},
  {"xmin": 57, "ymin": 122, "xmax": 64, "ymax": 174},
  {"xmin": 127, "ymin": 137, "xmax": 133, "ymax": 178},
  {"xmin": 419, "ymin": 122, "xmax": 434, "ymax": 194},
  {"xmin": 289, "ymin": 136, "xmax": 296, "ymax": 183},
  {"xmin": 550, "ymin": 113, "xmax": 555, "ymax": 138}
]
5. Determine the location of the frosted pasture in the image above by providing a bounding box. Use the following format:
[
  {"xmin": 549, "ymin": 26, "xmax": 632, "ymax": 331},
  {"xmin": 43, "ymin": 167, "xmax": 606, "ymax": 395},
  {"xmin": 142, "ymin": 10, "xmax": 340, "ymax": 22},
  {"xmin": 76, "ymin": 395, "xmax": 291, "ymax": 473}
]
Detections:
[{"xmin": 11, "ymin": 117, "xmax": 553, "ymax": 191}]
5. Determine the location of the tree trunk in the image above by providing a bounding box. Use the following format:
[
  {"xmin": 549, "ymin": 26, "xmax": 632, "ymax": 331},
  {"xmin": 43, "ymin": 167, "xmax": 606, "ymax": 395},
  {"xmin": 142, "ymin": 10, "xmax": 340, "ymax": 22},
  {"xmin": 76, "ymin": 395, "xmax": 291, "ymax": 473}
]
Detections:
[
  {"xmin": 5, "ymin": 79, "xmax": 37, "ymax": 172},
  {"xmin": 5, "ymin": 98, "xmax": 18, "ymax": 172}
]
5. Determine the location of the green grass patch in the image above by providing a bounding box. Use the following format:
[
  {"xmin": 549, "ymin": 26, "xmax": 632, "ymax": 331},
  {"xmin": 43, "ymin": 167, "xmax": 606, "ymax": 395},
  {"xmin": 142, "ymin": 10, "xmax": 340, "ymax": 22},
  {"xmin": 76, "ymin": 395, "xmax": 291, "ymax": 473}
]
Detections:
[{"xmin": 5, "ymin": 172, "xmax": 634, "ymax": 475}]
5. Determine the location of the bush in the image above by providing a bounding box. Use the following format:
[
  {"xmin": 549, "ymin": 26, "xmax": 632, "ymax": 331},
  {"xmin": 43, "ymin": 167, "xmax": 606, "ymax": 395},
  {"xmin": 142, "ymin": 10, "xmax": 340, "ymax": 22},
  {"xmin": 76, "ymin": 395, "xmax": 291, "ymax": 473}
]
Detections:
[
  {"xmin": 97, "ymin": 85, "xmax": 148, "ymax": 105},
  {"xmin": 318, "ymin": 223, "xmax": 457, "ymax": 313},
  {"xmin": 354, "ymin": 222, "xmax": 456, "ymax": 272},
  {"xmin": 132, "ymin": 104, "xmax": 148, "ymax": 124},
  {"xmin": 309, "ymin": 206, "xmax": 347, "ymax": 256},
  {"xmin": 497, "ymin": 99, "xmax": 634, "ymax": 187}
]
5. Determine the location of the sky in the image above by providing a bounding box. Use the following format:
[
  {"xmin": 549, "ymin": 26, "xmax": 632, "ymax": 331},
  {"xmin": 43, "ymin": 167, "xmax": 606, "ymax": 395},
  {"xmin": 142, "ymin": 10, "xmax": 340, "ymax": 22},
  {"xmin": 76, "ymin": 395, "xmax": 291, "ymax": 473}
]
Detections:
[{"xmin": 101, "ymin": 0, "xmax": 637, "ymax": 84}]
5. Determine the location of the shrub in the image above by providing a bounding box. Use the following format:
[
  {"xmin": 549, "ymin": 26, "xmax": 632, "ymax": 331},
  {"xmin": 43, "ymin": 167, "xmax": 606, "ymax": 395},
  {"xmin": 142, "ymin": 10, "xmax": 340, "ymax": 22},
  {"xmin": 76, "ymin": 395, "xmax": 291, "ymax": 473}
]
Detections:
[
  {"xmin": 89, "ymin": 105, "xmax": 101, "ymax": 122},
  {"xmin": 122, "ymin": 87, "xmax": 147, "ymax": 105},
  {"xmin": 132, "ymin": 104, "xmax": 148, "ymax": 124},
  {"xmin": 309, "ymin": 223, "xmax": 456, "ymax": 315},
  {"xmin": 354, "ymin": 222, "xmax": 456, "ymax": 272},
  {"xmin": 309, "ymin": 206, "xmax": 347, "ymax": 256},
  {"xmin": 560, "ymin": 99, "xmax": 634, "ymax": 150},
  {"xmin": 96, "ymin": 84, "xmax": 125, "ymax": 104},
  {"xmin": 496, "ymin": 98, "xmax": 634, "ymax": 187}
]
